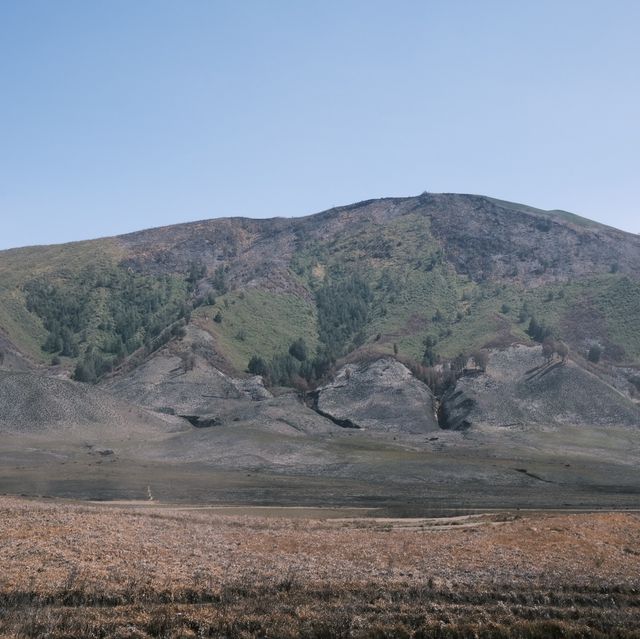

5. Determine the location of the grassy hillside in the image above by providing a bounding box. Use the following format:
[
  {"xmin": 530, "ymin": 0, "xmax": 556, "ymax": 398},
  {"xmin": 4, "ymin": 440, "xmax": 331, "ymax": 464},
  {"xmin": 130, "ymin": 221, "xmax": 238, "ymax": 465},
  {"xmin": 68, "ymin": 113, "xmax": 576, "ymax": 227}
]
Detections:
[
  {"xmin": 0, "ymin": 239, "xmax": 194, "ymax": 378},
  {"xmin": 0, "ymin": 193, "xmax": 638, "ymax": 386},
  {"xmin": 0, "ymin": 238, "xmax": 125, "ymax": 364},
  {"xmin": 193, "ymin": 289, "xmax": 318, "ymax": 372}
]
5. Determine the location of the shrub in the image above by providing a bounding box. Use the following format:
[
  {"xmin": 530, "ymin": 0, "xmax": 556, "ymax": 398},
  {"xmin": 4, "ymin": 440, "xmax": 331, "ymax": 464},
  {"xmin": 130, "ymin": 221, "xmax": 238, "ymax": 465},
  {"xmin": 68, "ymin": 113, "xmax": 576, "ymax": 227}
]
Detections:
[
  {"xmin": 73, "ymin": 360, "xmax": 96, "ymax": 383},
  {"xmin": 527, "ymin": 316, "xmax": 552, "ymax": 343},
  {"xmin": 587, "ymin": 344, "xmax": 602, "ymax": 363},
  {"xmin": 181, "ymin": 352, "xmax": 196, "ymax": 371},
  {"xmin": 288, "ymin": 338, "xmax": 308, "ymax": 362},
  {"xmin": 542, "ymin": 337, "xmax": 555, "ymax": 362},
  {"xmin": 555, "ymin": 341, "xmax": 569, "ymax": 362},
  {"xmin": 171, "ymin": 323, "xmax": 187, "ymax": 338},
  {"xmin": 247, "ymin": 355, "xmax": 268, "ymax": 377},
  {"xmin": 422, "ymin": 336, "xmax": 437, "ymax": 367}
]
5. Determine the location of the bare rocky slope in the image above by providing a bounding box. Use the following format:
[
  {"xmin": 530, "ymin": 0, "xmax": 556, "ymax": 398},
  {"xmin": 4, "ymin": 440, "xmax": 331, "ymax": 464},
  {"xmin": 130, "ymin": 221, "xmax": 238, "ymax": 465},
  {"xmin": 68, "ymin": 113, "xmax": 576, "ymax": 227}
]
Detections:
[
  {"xmin": 313, "ymin": 358, "xmax": 439, "ymax": 433},
  {"xmin": 0, "ymin": 370, "xmax": 187, "ymax": 441},
  {"xmin": 441, "ymin": 345, "xmax": 640, "ymax": 431}
]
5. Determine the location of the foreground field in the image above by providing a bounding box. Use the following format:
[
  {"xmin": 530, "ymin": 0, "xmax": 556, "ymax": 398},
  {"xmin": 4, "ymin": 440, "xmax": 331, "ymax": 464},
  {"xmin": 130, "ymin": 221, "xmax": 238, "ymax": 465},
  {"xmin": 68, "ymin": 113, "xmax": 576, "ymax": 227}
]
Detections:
[{"xmin": 1, "ymin": 498, "xmax": 639, "ymax": 638}]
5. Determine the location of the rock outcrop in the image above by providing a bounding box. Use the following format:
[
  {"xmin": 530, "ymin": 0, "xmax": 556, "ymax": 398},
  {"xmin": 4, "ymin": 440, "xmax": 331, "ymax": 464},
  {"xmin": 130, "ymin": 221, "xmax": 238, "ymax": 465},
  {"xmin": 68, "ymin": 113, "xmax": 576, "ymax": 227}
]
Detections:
[
  {"xmin": 103, "ymin": 325, "xmax": 272, "ymax": 418},
  {"xmin": 440, "ymin": 345, "xmax": 640, "ymax": 430},
  {"xmin": 313, "ymin": 358, "xmax": 439, "ymax": 433}
]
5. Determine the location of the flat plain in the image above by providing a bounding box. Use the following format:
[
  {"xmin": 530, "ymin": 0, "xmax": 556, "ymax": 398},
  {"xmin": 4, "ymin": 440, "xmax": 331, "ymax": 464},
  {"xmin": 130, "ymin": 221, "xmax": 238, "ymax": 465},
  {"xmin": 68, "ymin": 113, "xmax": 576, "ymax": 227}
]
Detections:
[{"xmin": 1, "ymin": 496, "xmax": 639, "ymax": 638}]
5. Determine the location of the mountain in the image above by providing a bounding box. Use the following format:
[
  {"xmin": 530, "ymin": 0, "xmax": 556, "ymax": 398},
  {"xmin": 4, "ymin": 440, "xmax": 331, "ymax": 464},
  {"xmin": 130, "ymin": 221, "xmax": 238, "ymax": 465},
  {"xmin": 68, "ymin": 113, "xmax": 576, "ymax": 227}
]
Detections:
[
  {"xmin": 1, "ymin": 193, "xmax": 639, "ymax": 507},
  {"xmin": 1, "ymin": 193, "xmax": 639, "ymax": 385}
]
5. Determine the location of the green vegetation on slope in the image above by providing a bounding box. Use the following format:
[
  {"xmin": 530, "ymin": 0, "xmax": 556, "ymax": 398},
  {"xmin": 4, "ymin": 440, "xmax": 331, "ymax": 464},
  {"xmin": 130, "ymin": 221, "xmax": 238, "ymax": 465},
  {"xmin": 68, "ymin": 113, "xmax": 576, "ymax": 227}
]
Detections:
[
  {"xmin": 0, "ymin": 238, "xmax": 125, "ymax": 363},
  {"xmin": 23, "ymin": 264, "xmax": 191, "ymax": 381},
  {"xmin": 195, "ymin": 288, "xmax": 318, "ymax": 374},
  {"xmin": 517, "ymin": 275, "xmax": 640, "ymax": 362},
  {"xmin": 287, "ymin": 209, "xmax": 640, "ymax": 374},
  {"xmin": 315, "ymin": 271, "xmax": 373, "ymax": 358},
  {"xmin": 0, "ymin": 195, "xmax": 638, "ymax": 385}
]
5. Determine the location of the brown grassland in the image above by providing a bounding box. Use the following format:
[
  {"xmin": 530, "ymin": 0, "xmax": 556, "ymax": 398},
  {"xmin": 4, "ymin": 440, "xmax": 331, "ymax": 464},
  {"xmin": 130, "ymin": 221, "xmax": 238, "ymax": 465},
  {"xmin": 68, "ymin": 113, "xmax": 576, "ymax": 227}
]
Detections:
[{"xmin": 1, "ymin": 497, "xmax": 639, "ymax": 638}]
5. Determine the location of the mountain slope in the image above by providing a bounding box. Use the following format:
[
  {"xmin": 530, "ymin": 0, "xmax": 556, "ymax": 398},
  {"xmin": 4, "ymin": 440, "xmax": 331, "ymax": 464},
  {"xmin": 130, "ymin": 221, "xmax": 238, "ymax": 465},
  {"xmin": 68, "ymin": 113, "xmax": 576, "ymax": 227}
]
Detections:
[
  {"xmin": 0, "ymin": 369, "xmax": 186, "ymax": 437},
  {"xmin": 1, "ymin": 194, "xmax": 639, "ymax": 507},
  {"xmin": 0, "ymin": 193, "xmax": 639, "ymax": 399}
]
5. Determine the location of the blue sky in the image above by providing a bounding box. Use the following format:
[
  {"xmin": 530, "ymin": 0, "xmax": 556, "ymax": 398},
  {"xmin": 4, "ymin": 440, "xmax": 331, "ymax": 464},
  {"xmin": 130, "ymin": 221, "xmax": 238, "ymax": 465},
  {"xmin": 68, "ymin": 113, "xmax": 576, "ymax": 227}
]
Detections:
[{"xmin": 1, "ymin": 0, "xmax": 639, "ymax": 250}]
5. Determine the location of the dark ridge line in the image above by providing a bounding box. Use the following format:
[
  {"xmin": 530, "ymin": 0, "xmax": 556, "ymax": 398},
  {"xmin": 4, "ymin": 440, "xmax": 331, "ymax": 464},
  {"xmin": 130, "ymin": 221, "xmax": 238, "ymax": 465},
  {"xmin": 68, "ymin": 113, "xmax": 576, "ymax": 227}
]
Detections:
[
  {"xmin": 514, "ymin": 468, "xmax": 555, "ymax": 484},
  {"xmin": 307, "ymin": 391, "xmax": 361, "ymax": 429}
]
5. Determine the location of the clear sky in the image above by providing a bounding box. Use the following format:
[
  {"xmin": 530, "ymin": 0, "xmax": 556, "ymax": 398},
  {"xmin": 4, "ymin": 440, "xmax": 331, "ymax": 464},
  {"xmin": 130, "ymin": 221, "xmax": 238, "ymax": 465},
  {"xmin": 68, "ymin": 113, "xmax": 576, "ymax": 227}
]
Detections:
[{"xmin": 1, "ymin": 0, "xmax": 639, "ymax": 250}]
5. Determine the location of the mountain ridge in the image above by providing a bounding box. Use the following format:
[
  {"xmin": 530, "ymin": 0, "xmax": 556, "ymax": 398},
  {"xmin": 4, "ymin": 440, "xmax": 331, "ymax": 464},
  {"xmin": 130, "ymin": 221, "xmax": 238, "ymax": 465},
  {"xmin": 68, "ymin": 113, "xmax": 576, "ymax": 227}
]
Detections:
[
  {"xmin": 1, "ymin": 192, "xmax": 637, "ymax": 254},
  {"xmin": 1, "ymin": 192, "xmax": 639, "ymax": 399}
]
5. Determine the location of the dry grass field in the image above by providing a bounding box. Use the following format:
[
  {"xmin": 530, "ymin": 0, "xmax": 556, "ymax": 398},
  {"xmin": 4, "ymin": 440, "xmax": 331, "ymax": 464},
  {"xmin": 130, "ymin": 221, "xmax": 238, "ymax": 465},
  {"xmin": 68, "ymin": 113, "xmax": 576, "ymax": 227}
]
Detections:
[{"xmin": 1, "ymin": 497, "xmax": 640, "ymax": 638}]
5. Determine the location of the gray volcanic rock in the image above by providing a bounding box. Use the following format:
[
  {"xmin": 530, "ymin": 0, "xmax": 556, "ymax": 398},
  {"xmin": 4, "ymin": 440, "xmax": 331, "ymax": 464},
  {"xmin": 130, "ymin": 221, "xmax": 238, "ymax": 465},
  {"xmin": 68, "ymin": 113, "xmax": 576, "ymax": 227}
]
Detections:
[
  {"xmin": 441, "ymin": 345, "xmax": 640, "ymax": 430},
  {"xmin": 314, "ymin": 358, "xmax": 439, "ymax": 433},
  {"xmin": 103, "ymin": 325, "xmax": 271, "ymax": 416},
  {"xmin": 103, "ymin": 353, "xmax": 271, "ymax": 416},
  {"xmin": 0, "ymin": 370, "xmax": 186, "ymax": 436},
  {"xmin": 101, "ymin": 325, "xmax": 343, "ymax": 439}
]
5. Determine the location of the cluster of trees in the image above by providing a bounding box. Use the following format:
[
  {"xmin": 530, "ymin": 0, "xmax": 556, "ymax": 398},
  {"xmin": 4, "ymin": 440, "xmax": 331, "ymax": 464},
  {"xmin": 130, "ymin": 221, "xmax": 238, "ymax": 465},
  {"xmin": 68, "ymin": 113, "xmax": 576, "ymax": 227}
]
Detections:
[
  {"xmin": 526, "ymin": 316, "xmax": 553, "ymax": 343},
  {"xmin": 404, "ymin": 350, "xmax": 488, "ymax": 396},
  {"xmin": 24, "ymin": 265, "xmax": 192, "ymax": 383},
  {"xmin": 247, "ymin": 337, "xmax": 334, "ymax": 388},
  {"xmin": 72, "ymin": 346, "xmax": 116, "ymax": 382},
  {"xmin": 404, "ymin": 361, "xmax": 457, "ymax": 396},
  {"xmin": 522, "ymin": 313, "xmax": 570, "ymax": 364},
  {"xmin": 210, "ymin": 265, "xmax": 228, "ymax": 294},
  {"xmin": 73, "ymin": 318, "xmax": 187, "ymax": 383},
  {"xmin": 186, "ymin": 260, "xmax": 206, "ymax": 288},
  {"xmin": 449, "ymin": 351, "xmax": 488, "ymax": 374},
  {"xmin": 315, "ymin": 273, "xmax": 373, "ymax": 359}
]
